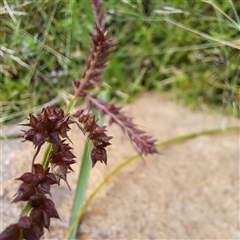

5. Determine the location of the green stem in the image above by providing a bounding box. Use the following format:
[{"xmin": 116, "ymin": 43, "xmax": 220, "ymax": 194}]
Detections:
[
  {"xmin": 19, "ymin": 229, "xmax": 23, "ymax": 240},
  {"xmin": 42, "ymin": 144, "xmax": 52, "ymax": 168},
  {"xmin": 69, "ymin": 139, "xmax": 92, "ymax": 238},
  {"xmin": 66, "ymin": 97, "xmax": 78, "ymax": 114},
  {"xmin": 156, "ymin": 126, "xmax": 239, "ymax": 147},
  {"xmin": 21, "ymin": 202, "xmax": 31, "ymax": 216}
]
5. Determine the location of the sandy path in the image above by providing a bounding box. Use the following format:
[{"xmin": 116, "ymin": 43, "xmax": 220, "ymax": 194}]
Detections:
[{"xmin": 1, "ymin": 92, "xmax": 239, "ymax": 239}]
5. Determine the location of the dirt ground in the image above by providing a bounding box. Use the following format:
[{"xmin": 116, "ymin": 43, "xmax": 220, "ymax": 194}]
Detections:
[{"xmin": 1, "ymin": 92, "xmax": 239, "ymax": 239}]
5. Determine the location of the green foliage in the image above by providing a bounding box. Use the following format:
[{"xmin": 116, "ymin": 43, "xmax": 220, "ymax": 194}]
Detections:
[{"xmin": 1, "ymin": 0, "xmax": 239, "ymax": 124}]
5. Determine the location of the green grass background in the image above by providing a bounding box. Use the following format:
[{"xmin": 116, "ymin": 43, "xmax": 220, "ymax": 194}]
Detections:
[{"xmin": 1, "ymin": 0, "xmax": 239, "ymax": 124}]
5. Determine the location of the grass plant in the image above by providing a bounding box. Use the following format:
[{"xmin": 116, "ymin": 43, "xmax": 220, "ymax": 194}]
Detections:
[{"xmin": 0, "ymin": 0, "xmax": 239, "ymax": 239}]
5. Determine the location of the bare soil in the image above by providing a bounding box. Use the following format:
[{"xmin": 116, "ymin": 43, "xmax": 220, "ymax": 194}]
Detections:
[{"xmin": 1, "ymin": 92, "xmax": 239, "ymax": 239}]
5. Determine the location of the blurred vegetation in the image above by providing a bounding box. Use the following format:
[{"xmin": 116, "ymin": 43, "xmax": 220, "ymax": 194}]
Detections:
[{"xmin": 1, "ymin": 0, "xmax": 239, "ymax": 124}]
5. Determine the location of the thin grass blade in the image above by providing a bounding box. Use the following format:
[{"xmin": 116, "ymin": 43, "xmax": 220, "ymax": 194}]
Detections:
[{"xmin": 68, "ymin": 91, "xmax": 109, "ymax": 239}]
